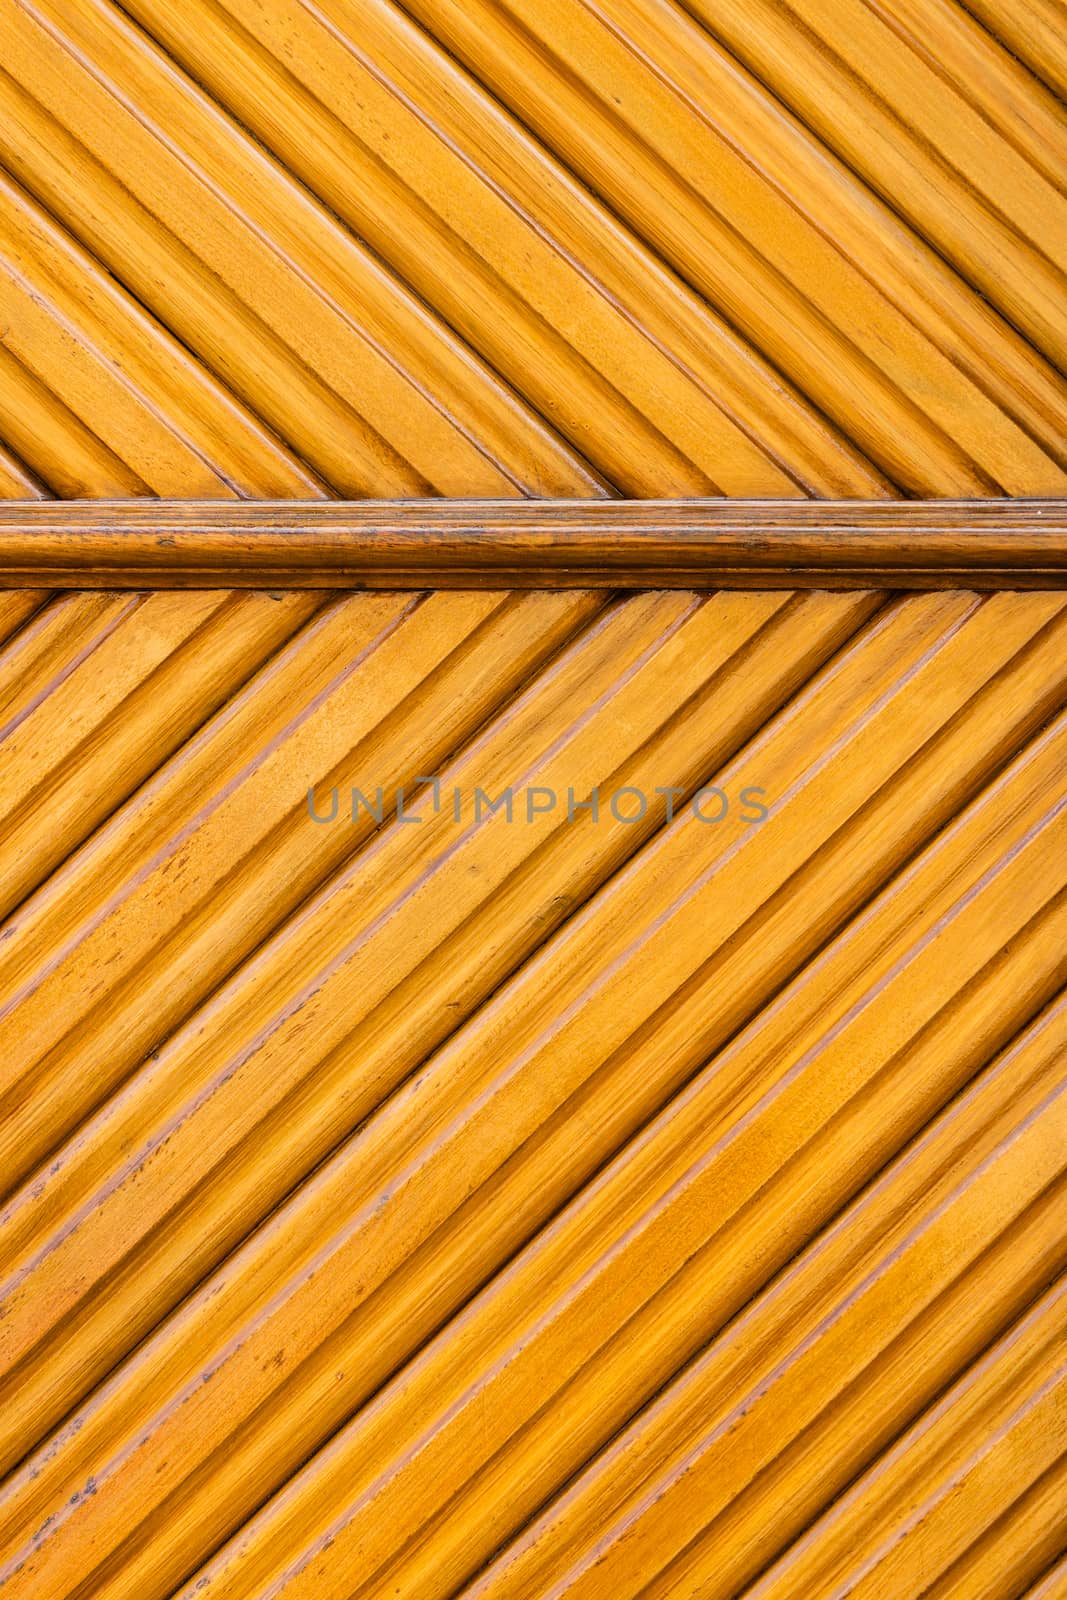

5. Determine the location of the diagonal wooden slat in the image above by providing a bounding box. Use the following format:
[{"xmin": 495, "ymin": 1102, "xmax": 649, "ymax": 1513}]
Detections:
[
  {"xmin": 1025, "ymin": 1552, "xmax": 1067, "ymax": 1600},
  {"xmin": 888, "ymin": 0, "xmax": 1067, "ymax": 122},
  {"xmin": 454, "ymin": 1015, "xmax": 1066, "ymax": 1600},
  {"xmin": 741, "ymin": 1270, "xmax": 1067, "ymax": 1600},
  {"xmin": 1, "ymin": 0, "xmax": 1065, "ymax": 496},
  {"xmin": 102, "ymin": 0, "xmax": 890, "ymax": 496},
  {"xmin": 0, "ymin": 0, "xmax": 610, "ymax": 498},
  {"xmin": 0, "ymin": 588, "xmax": 327, "ymax": 912},
  {"xmin": 392, "ymin": 0, "xmax": 1067, "ymax": 494},
  {"xmin": 1, "ymin": 0, "xmax": 1065, "ymax": 1593},
  {"xmin": 0, "ymin": 172, "xmax": 329, "ymax": 499},
  {"xmin": 0, "ymin": 586, "xmax": 1062, "ymax": 1600},
  {"xmin": 680, "ymin": 0, "xmax": 1067, "ymax": 370}
]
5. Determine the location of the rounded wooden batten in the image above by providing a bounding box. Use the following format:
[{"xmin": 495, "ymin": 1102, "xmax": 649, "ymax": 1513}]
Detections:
[{"xmin": 0, "ymin": 499, "xmax": 1063, "ymax": 587}]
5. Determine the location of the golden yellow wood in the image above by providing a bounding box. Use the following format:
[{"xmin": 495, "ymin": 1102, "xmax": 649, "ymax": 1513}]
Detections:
[
  {"xmin": 0, "ymin": 588, "xmax": 1063, "ymax": 1599},
  {"xmin": 0, "ymin": 0, "xmax": 1064, "ymax": 1591}
]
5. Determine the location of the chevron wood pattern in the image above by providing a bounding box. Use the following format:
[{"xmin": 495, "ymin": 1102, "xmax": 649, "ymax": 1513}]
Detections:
[
  {"xmin": 2, "ymin": 0, "xmax": 1067, "ymax": 499},
  {"xmin": 2, "ymin": 0, "xmax": 1067, "ymax": 1596},
  {"xmin": 0, "ymin": 584, "xmax": 1064, "ymax": 1600}
]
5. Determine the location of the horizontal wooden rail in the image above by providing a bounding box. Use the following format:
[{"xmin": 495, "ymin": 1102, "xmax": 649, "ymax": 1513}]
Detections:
[{"xmin": 0, "ymin": 500, "xmax": 1064, "ymax": 587}]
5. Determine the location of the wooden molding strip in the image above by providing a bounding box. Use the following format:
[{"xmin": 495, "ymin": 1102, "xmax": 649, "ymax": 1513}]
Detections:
[{"xmin": 0, "ymin": 500, "xmax": 1064, "ymax": 587}]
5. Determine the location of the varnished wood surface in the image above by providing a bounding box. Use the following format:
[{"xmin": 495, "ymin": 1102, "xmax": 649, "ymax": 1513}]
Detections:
[
  {"xmin": 0, "ymin": 0, "xmax": 1066, "ymax": 498},
  {"xmin": 2, "ymin": 0, "xmax": 1066, "ymax": 1591},
  {"xmin": 0, "ymin": 499, "xmax": 1064, "ymax": 586},
  {"xmin": 0, "ymin": 585, "xmax": 1063, "ymax": 1599}
]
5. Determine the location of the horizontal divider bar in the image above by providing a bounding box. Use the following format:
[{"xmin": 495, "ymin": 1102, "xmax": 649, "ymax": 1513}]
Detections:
[{"xmin": 0, "ymin": 499, "xmax": 1063, "ymax": 587}]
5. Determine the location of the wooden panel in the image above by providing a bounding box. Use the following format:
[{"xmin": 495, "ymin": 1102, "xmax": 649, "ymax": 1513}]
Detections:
[
  {"xmin": 1, "ymin": 0, "xmax": 1065, "ymax": 1593},
  {"xmin": 1, "ymin": 0, "xmax": 1066, "ymax": 497},
  {"xmin": 0, "ymin": 585, "xmax": 1064, "ymax": 1599}
]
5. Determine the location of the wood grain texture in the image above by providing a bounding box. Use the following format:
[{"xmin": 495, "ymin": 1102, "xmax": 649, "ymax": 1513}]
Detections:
[
  {"xmin": 0, "ymin": 499, "xmax": 1063, "ymax": 586},
  {"xmin": 0, "ymin": 0, "xmax": 1065, "ymax": 497},
  {"xmin": 0, "ymin": 586, "xmax": 1063, "ymax": 1599},
  {"xmin": 1, "ymin": 0, "xmax": 1065, "ymax": 1590}
]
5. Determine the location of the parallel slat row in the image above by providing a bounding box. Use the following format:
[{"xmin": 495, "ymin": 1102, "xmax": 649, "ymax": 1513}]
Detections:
[
  {"xmin": 0, "ymin": 587, "xmax": 1063, "ymax": 1599},
  {"xmin": 0, "ymin": 0, "xmax": 1065, "ymax": 496}
]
